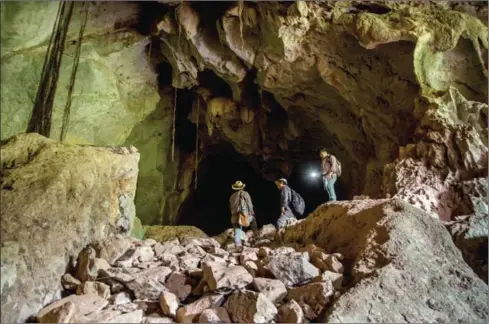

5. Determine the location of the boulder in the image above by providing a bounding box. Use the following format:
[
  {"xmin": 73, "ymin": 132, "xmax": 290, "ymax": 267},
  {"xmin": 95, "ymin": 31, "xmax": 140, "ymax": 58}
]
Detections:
[
  {"xmin": 276, "ymin": 300, "xmax": 305, "ymax": 323},
  {"xmin": 37, "ymin": 301, "xmax": 76, "ymax": 323},
  {"xmin": 138, "ymin": 246, "xmax": 156, "ymax": 262},
  {"xmin": 179, "ymin": 254, "xmax": 201, "ymax": 271},
  {"xmin": 154, "ymin": 240, "xmax": 184, "ymax": 257},
  {"xmin": 445, "ymin": 212, "xmax": 488, "ymax": 283},
  {"xmin": 109, "ymin": 292, "xmax": 132, "ymax": 306},
  {"xmin": 176, "ymin": 294, "xmax": 225, "ymax": 323},
  {"xmin": 160, "ymin": 253, "xmax": 180, "ymax": 270},
  {"xmin": 0, "ymin": 134, "xmax": 138, "ymax": 324},
  {"xmin": 75, "ymin": 309, "xmax": 122, "ymax": 323},
  {"xmin": 61, "ymin": 273, "xmax": 81, "ymax": 290},
  {"xmin": 165, "ymin": 272, "xmax": 192, "ymax": 301},
  {"xmin": 266, "ymin": 253, "xmax": 319, "ymax": 287},
  {"xmin": 202, "ymin": 262, "xmax": 253, "ymax": 291},
  {"xmin": 108, "ymin": 309, "xmax": 143, "ymax": 323},
  {"xmin": 224, "ymin": 290, "xmax": 277, "ymax": 323},
  {"xmin": 76, "ymin": 281, "xmax": 111, "ymax": 299},
  {"xmin": 126, "ymin": 277, "xmax": 169, "ymax": 301},
  {"xmin": 312, "ymin": 271, "xmax": 343, "ymax": 290},
  {"xmin": 93, "ymin": 235, "xmax": 134, "ymax": 265},
  {"xmin": 159, "ymin": 291, "xmax": 179, "ymax": 318},
  {"xmin": 37, "ymin": 294, "xmax": 108, "ymax": 322},
  {"xmin": 198, "ymin": 307, "xmax": 232, "ymax": 323},
  {"xmin": 252, "ymin": 278, "xmax": 287, "ymax": 305},
  {"xmin": 286, "ymin": 282, "xmax": 334, "ymax": 316},
  {"xmin": 282, "ymin": 199, "xmax": 489, "ymax": 323},
  {"xmin": 256, "ymin": 224, "xmax": 277, "ymax": 240}
]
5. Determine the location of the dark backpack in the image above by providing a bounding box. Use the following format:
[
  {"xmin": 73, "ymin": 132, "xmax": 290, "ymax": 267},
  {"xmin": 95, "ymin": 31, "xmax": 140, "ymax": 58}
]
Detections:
[{"xmin": 290, "ymin": 188, "xmax": 305, "ymax": 216}]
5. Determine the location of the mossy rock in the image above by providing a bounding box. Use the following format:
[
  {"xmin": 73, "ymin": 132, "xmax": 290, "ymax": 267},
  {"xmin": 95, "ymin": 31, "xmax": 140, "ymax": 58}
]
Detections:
[
  {"xmin": 130, "ymin": 216, "xmax": 145, "ymax": 240},
  {"xmin": 143, "ymin": 225, "xmax": 208, "ymax": 243}
]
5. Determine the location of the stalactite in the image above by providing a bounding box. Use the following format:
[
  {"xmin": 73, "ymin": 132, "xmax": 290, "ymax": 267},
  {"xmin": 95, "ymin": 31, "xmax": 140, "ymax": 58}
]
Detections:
[
  {"xmin": 238, "ymin": 0, "xmax": 244, "ymax": 50},
  {"xmin": 171, "ymin": 87, "xmax": 177, "ymax": 162},
  {"xmin": 27, "ymin": 1, "xmax": 74, "ymax": 137},
  {"xmin": 194, "ymin": 96, "xmax": 199, "ymax": 189},
  {"xmin": 60, "ymin": 2, "xmax": 88, "ymax": 142}
]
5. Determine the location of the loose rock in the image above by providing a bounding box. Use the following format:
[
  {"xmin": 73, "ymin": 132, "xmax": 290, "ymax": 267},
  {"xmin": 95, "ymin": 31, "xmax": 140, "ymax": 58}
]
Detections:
[
  {"xmin": 176, "ymin": 294, "xmax": 225, "ymax": 323},
  {"xmin": 252, "ymin": 278, "xmax": 287, "ymax": 305},
  {"xmin": 165, "ymin": 272, "xmax": 192, "ymax": 301},
  {"xmin": 76, "ymin": 281, "xmax": 111, "ymax": 299},
  {"xmin": 287, "ymin": 282, "xmax": 334, "ymax": 316},
  {"xmin": 198, "ymin": 307, "xmax": 232, "ymax": 323},
  {"xmin": 224, "ymin": 290, "xmax": 277, "ymax": 323},
  {"xmin": 267, "ymin": 253, "xmax": 319, "ymax": 287},
  {"xmin": 202, "ymin": 262, "xmax": 253, "ymax": 291},
  {"xmin": 160, "ymin": 291, "xmax": 179, "ymax": 318},
  {"xmin": 276, "ymin": 300, "xmax": 305, "ymax": 323}
]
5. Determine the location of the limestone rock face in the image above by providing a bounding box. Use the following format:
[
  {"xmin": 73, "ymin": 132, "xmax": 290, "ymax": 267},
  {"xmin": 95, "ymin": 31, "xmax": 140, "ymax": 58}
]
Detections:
[
  {"xmin": 0, "ymin": 133, "xmax": 139, "ymax": 323},
  {"xmin": 281, "ymin": 199, "xmax": 489, "ymax": 323},
  {"xmin": 445, "ymin": 212, "xmax": 488, "ymax": 283},
  {"xmin": 383, "ymin": 87, "xmax": 488, "ymax": 220}
]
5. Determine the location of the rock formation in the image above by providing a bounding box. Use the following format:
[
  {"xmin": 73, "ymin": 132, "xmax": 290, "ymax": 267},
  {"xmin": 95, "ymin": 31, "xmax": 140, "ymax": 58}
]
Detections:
[
  {"xmin": 2, "ymin": 1, "xmax": 487, "ymax": 224},
  {"xmin": 0, "ymin": 133, "xmax": 140, "ymax": 323}
]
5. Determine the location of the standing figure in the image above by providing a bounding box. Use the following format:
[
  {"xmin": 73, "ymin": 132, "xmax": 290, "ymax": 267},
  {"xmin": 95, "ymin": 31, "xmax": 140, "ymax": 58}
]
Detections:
[
  {"xmin": 275, "ymin": 178, "xmax": 304, "ymax": 229},
  {"xmin": 319, "ymin": 148, "xmax": 342, "ymax": 201},
  {"xmin": 229, "ymin": 180, "xmax": 257, "ymax": 248}
]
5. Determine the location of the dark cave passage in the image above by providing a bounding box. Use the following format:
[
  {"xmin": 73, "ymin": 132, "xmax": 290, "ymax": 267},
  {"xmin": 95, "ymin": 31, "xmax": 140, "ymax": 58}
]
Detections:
[
  {"xmin": 177, "ymin": 144, "xmax": 347, "ymax": 236},
  {"xmin": 177, "ymin": 144, "xmax": 281, "ymax": 236}
]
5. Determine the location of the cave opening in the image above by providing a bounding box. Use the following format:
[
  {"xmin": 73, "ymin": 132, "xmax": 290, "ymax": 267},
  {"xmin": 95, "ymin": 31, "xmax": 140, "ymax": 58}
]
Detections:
[{"xmin": 177, "ymin": 143, "xmax": 281, "ymax": 236}]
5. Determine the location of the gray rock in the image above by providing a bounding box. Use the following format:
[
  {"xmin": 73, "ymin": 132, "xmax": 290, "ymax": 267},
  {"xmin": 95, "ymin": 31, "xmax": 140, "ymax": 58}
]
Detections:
[
  {"xmin": 202, "ymin": 262, "xmax": 253, "ymax": 291},
  {"xmin": 109, "ymin": 292, "xmax": 132, "ymax": 306},
  {"xmin": 143, "ymin": 315, "xmax": 174, "ymax": 323},
  {"xmin": 61, "ymin": 273, "xmax": 81, "ymax": 290},
  {"xmin": 165, "ymin": 272, "xmax": 191, "ymax": 301},
  {"xmin": 37, "ymin": 294, "xmax": 108, "ymax": 322},
  {"xmin": 281, "ymin": 199, "xmax": 489, "ymax": 323},
  {"xmin": 138, "ymin": 246, "xmax": 156, "ymax": 262},
  {"xmin": 159, "ymin": 291, "xmax": 179, "ymax": 318},
  {"xmin": 198, "ymin": 307, "xmax": 232, "ymax": 323},
  {"xmin": 176, "ymin": 294, "xmax": 225, "ymax": 323},
  {"xmin": 445, "ymin": 212, "xmax": 488, "ymax": 283},
  {"xmin": 93, "ymin": 235, "xmax": 133, "ymax": 265},
  {"xmin": 76, "ymin": 281, "xmax": 111, "ymax": 299},
  {"xmin": 266, "ymin": 253, "xmax": 319, "ymax": 287},
  {"xmin": 312, "ymin": 271, "xmax": 343, "ymax": 290},
  {"xmin": 154, "ymin": 241, "xmax": 184, "ymax": 257},
  {"xmin": 108, "ymin": 309, "xmax": 143, "ymax": 323},
  {"xmin": 37, "ymin": 301, "xmax": 76, "ymax": 323},
  {"xmin": 224, "ymin": 290, "xmax": 277, "ymax": 323},
  {"xmin": 276, "ymin": 300, "xmax": 304, "ymax": 323},
  {"xmin": 252, "ymin": 278, "xmax": 287, "ymax": 305},
  {"xmin": 126, "ymin": 277, "xmax": 169, "ymax": 301},
  {"xmin": 287, "ymin": 282, "xmax": 334, "ymax": 317}
]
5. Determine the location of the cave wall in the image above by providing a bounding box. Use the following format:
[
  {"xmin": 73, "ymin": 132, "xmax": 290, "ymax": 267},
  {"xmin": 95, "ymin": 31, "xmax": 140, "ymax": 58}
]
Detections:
[
  {"xmin": 153, "ymin": 0, "xmax": 487, "ymax": 218},
  {"xmin": 1, "ymin": 1, "xmax": 188, "ymax": 225},
  {"xmin": 1, "ymin": 1, "xmax": 487, "ymax": 225}
]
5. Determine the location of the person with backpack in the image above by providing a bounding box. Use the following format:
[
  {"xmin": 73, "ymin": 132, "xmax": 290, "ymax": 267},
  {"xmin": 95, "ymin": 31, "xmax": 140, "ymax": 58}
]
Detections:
[
  {"xmin": 229, "ymin": 180, "xmax": 258, "ymax": 248},
  {"xmin": 319, "ymin": 148, "xmax": 342, "ymax": 201},
  {"xmin": 274, "ymin": 178, "xmax": 305, "ymax": 229}
]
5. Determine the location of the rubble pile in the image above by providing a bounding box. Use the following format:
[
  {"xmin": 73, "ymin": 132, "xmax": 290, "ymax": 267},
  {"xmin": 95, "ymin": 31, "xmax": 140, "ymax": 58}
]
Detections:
[{"xmin": 36, "ymin": 227, "xmax": 345, "ymax": 323}]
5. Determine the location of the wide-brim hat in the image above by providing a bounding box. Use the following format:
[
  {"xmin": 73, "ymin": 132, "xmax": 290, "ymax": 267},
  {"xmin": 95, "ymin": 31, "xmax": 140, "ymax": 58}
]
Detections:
[
  {"xmin": 275, "ymin": 178, "xmax": 288, "ymax": 185},
  {"xmin": 232, "ymin": 180, "xmax": 246, "ymax": 190}
]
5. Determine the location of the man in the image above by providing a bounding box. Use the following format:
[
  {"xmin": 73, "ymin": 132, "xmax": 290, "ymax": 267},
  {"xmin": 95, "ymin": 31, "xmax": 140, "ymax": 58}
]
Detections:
[
  {"xmin": 319, "ymin": 148, "xmax": 341, "ymax": 201},
  {"xmin": 229, "ymin": 180, "xmax": 257, "ymax": 248},
  {"xmin": 274, "ymin": 178, "xmax": 298, "ymax": 229}
]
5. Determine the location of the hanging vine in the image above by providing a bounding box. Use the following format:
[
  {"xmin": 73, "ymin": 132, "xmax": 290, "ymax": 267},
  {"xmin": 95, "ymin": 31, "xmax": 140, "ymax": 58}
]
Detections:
[
  {"xmin": 60, "ymin": 2, "xmax": 89, "ymax": 142},
  {"xmin": 27, "ymin": 1, "xmax": 74, "ymax": 137},
  {"xmin": 194, "ymin": 96, "xmax": 200, "ymax": 189},
  {"xmin": 171, "ymin": 1, "xmax": 184, "ymax": 163}
]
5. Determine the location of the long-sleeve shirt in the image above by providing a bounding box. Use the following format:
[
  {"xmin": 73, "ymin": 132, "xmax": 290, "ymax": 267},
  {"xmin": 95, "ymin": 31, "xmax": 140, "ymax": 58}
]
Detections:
[
  {"xmin": 321, "ymin": 155, "xmax": 340, "ymax": 175},
  {"xmin": 280, "ymin": 185, "xmax": 292, "ymax": 209},
  {"xmin": 229, "ymin": 190, "xmax": 254, "ymax": 216}
]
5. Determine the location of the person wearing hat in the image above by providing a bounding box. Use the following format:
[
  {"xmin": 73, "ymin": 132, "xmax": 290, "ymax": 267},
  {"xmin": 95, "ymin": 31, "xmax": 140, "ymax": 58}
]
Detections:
[
  {"xmin": 274, "ymin": 178, "xmax": 298, "ymax": 228},
  {"xmin": 229, "ymin": 180, "xmax": 257, "ymax": 248}
]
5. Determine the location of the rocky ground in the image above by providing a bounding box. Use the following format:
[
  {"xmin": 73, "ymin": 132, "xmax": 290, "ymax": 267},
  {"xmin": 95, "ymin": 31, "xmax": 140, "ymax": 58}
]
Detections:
[{"xmin": 36, "ymin": 224, "xmax": 345, "ymax": 323}]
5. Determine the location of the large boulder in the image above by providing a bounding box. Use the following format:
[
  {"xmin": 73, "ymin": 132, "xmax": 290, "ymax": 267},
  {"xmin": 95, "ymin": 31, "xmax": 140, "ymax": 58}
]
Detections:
[
  {"xmin": 445, "ymin": 212, "xmax": 488, "ymax": 283},
  {"xmin": 0, "ymin": 134, "xmax": 139, "ymax": 323},
  {"xmin": 282, "ymin": 199, "xmax": 489, "ymax": 323}
]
